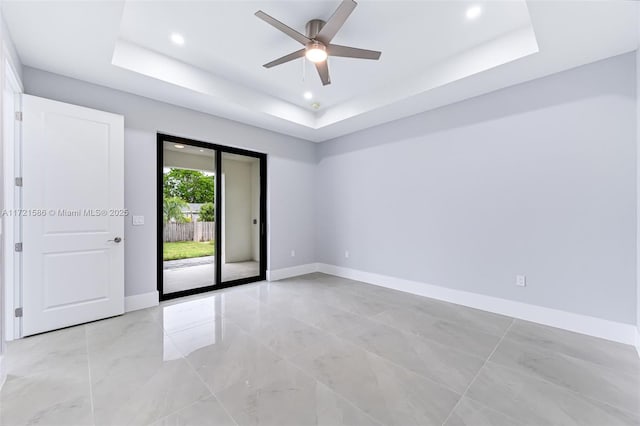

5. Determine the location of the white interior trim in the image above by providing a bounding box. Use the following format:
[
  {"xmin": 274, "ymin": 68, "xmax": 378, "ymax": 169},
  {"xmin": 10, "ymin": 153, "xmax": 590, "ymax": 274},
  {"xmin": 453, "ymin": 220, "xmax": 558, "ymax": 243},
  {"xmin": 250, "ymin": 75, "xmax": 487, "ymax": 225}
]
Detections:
[
  {"xmin": 0, "ymin": 355, "xmax": 5, "ymax": 391},
  {"xmin": 266, "ymin": 263, "xmax": 319, "ymax": 282},
  {"xmin": 2, "ymin": 45, "xmax": 22, "ymax": 93},
  {"xmin": 124, "ymin": 291, "xmax": 159, "ymax": 313},
  {"xmin": 112, "ymin": 39, "xmax": 314, "ymax": 129},
  {"xmin": 636, "ymin": 329, "xmax": 640, "ymax": 358},
  {"xmin": 316, "ymin": 263, "xmax": 637, "ymax": 346},
  {"xmin": 2, "ymin": 55, "xmax": 22, "ymax": 342}
]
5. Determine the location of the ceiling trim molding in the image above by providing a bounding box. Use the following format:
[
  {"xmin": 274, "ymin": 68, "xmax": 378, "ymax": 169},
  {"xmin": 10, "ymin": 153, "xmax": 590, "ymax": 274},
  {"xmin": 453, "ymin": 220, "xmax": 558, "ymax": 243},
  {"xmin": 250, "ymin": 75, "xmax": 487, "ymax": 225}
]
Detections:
[
  {"xmin": 112, "ymin": 24, "xmax": 538, "ymax": 133},
  {"xmin": 112, "ymin": 39, "xmax": 316, "ymax": 128}
]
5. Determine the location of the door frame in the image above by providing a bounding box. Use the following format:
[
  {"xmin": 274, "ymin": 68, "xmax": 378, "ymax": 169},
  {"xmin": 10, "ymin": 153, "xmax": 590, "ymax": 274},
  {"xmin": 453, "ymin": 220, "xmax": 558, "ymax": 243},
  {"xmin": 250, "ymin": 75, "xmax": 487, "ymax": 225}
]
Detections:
[
  {"xmin": 2, "ymin": 55, "xmax": 23, "ymax": 342},
  {"xmin": 156, "ymin": 133, "xmax": 267, "ymax": 301}
]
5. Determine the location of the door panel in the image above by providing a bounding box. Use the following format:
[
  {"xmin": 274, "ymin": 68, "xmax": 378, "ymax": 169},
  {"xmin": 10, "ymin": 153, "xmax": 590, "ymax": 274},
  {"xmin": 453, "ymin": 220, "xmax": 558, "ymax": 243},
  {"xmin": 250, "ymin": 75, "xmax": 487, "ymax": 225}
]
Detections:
[
  {"xmin": 221, "ymin": 152, "xmax": 261, "ymax": 283},
  {"xmin": 43, "ymin": 250, "xmax": 109, "ymax": 308},
  {"xmin": 22, "ymin": 94, "xmax": 125, "ymax": 336},
  {"xmin": 42, "ymin": 113, "xmax": 110, "ymax": 234},
  {"xmin": 161, "ymin": 142, "xmax": 216, "ymax": 296}
]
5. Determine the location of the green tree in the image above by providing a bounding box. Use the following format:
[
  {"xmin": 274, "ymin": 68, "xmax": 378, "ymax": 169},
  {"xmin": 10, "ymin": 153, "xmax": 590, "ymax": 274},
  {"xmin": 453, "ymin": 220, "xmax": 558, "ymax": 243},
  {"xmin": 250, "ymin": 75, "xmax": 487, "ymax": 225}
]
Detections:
[
  {"xmin": 163, "ymin": 169, "xmax": 215, "ymax": 203},
  {"xmin": 199, "ymin": 202, "xmax": 215, "ymax": 222},
  {"xmin": 163, "ymin": 197, "xmax": 189, "ymax": 224}
]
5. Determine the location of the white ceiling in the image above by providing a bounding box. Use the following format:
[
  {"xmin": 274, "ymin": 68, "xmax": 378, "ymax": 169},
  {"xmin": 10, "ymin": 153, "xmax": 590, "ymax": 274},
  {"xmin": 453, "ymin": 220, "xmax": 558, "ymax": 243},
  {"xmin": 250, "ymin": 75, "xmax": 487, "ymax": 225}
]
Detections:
[
  {"xmin": 119, "ymin": 1, "xmax": 531, "ymax": 110},
  {"xmin": 3, "ymin": 1, "xmax": 639, "ymax": 142}
]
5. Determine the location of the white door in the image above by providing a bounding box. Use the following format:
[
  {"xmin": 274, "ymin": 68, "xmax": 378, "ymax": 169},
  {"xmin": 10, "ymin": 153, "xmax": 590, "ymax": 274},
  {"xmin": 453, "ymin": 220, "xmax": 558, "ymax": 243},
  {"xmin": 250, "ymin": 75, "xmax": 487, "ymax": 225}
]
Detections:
[{"xmin": 21, "ymin": 95, "xmax": 124, "ymax": 336}]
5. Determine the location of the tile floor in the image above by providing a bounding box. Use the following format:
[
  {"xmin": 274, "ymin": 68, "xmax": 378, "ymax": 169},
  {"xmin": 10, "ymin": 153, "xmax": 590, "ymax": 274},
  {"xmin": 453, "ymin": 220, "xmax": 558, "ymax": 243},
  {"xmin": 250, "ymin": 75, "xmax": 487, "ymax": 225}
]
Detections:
[{"xmin": 1, "ymin": 273, "xmax": 639, "ymax": 425}]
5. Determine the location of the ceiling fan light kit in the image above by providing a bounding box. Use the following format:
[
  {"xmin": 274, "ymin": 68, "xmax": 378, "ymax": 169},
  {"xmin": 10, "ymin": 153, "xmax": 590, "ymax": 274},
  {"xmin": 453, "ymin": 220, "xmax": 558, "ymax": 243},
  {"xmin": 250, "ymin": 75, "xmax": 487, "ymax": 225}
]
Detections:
[
  {"xmin": 255, "ymin": 0, "xmax": 381, "ymax": 86},
  {"xmin": 305, "ymin": 41, "xmax": 327, "ymax": 63}
]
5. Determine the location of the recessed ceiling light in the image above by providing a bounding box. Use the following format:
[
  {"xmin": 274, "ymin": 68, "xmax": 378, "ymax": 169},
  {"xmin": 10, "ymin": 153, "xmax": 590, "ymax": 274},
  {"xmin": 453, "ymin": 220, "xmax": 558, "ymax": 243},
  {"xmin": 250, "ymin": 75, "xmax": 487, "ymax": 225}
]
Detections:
[
  {"xmin": 199, "ymin": 149, "xmax": 204, "ymax": 152},
  {"xmin": 174, "ymin": 144, "xmax": 185, "ymax": 149},
  {"xmin": 466, "ymin": 5, "xmax": 482, "ymax": 20},
  {"xmin": 170, "ymin": 33, "xmax": 185, "ymax": 45},
  {"xmin": 303, "ymin": 91, "xmax": 313, "ymax": 100}
]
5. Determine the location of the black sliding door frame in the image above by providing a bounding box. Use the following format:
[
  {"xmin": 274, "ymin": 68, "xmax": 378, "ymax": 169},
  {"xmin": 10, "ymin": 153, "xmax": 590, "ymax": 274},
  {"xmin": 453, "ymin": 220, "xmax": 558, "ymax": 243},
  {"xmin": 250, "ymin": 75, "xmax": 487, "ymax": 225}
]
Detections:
[{"xmin": 157, "ymin": 133, "xmax": 267, "ymax": 301}]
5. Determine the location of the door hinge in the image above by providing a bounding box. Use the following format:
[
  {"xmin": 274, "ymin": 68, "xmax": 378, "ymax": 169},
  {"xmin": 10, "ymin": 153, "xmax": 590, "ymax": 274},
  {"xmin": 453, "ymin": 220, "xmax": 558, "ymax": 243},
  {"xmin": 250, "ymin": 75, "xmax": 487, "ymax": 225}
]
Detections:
[
  {"xmin": 14, "ymin": 242, "xmax": 22, "ymax": 252},
  {"xmin": 14, "ymin": 307, "xmax": 23, "ymax": 318},
  {"xmin": 15, "ymin": 177, "xmax": 22, "ymax": 187},
  {"xmin": 15, "ymin": 111, "xmax": 22, "ymax": 121}
]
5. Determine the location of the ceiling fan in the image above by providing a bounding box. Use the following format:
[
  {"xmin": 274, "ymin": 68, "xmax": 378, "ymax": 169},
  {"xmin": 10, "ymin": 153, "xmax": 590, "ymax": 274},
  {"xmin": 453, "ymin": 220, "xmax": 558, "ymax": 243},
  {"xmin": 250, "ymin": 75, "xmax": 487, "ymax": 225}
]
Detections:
[{"xmin": 255, "ymin": 0, "xmax": 382, "ymax": 86}]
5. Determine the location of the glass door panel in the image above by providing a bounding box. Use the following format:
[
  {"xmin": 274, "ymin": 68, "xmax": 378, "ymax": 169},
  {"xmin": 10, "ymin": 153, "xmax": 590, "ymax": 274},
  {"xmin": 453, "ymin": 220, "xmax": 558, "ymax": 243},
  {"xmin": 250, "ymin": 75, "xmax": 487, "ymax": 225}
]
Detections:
[
  {"xmin": 162, "ymin": 141, "xmax": 216, "ymax": 295},
  {"xmin": 220, "ymin": 152, "xmax": 261, "ymax": 282}
]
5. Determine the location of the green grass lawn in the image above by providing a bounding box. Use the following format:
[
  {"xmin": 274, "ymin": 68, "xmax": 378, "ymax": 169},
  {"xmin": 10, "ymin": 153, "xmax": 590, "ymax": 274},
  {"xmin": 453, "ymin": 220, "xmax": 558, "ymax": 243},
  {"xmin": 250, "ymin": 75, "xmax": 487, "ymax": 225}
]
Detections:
[{"xmin": 163, "ymin": 241, "xmax": 215, "ymax": 261}]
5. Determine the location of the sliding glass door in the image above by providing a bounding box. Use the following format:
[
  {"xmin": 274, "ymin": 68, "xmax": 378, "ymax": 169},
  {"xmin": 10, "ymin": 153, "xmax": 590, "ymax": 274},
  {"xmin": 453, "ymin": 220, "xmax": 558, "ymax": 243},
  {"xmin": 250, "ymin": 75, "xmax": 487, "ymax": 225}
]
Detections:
[
  {"xmin": 220, "ymin": 152, "xmax": 263, "ymax": 282},
  {"xmin": 158, "ymin": 134, "xmax": 266, "ymax": 300}
]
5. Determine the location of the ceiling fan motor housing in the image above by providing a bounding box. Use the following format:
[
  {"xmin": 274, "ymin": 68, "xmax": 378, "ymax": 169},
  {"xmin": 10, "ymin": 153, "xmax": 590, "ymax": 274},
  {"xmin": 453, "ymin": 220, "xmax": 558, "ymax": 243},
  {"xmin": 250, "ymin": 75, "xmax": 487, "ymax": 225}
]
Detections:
[{"xmin": 306, "ymin": 19, "xmax": 326, "ymax": 39}]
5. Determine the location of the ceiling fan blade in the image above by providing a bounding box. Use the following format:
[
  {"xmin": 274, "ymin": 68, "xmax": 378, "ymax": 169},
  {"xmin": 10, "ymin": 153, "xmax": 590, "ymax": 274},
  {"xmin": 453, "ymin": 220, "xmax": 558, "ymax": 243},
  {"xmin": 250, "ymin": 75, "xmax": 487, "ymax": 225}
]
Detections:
[
  {"xmin": 328, "ymin": 44, "xmax": 381, "ymax": 60},
  {"xmin": 255, "ymin": 10, "xmax": 310, "ymax": 45},
  {"xmin": 263, "ymin": 49, "xmax": 306, "ymax": 68},
  {"xmin": 315, "ymin": 61, "xmax": 331, "ymax": 86},
  {"xmin": 316, "ymin": 0, "xmax": 357, "ymax": 44}
]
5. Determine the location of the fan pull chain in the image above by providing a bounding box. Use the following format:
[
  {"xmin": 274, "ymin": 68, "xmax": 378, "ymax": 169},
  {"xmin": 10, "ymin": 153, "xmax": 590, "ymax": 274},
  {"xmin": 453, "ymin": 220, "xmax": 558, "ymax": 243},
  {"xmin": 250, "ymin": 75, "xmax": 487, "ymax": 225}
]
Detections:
[{"xmin": 302, "ymin": 57, "xmax": 306, "ymax": 82}]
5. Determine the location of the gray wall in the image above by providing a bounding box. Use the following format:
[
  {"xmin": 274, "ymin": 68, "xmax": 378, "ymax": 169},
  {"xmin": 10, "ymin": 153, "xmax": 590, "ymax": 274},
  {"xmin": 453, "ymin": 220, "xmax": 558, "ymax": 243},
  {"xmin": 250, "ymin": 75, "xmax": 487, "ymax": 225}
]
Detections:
[
  {"xmin": 23, "ymin": 67, "xmax": 317, "ymax": 296},
  {"xmin": 19, "ymin": 53, "xmax": 640, "ymax": 325},
  {"xmin": 1, "ymin": 13, "xmax": 22, "ymax": 83},
  {"xmin": 316, "ymin": 53, "xmax": 637, "ymax": 324}
]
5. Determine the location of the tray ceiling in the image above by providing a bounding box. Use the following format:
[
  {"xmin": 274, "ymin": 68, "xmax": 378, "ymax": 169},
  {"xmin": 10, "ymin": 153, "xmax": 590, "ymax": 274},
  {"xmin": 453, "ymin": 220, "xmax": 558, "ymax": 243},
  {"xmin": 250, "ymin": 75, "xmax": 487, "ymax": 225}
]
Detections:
[{"xmin": 2, "ymin": 1, "xmax": 638, "ymax": 142}]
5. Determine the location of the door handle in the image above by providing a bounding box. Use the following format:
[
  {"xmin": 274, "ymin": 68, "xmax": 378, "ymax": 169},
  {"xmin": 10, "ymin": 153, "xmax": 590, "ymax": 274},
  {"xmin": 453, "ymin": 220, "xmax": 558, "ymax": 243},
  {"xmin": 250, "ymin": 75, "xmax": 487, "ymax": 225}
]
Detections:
[{"xmin": 108, "ymin": 237, "xmax": 122, "ymax": 243}]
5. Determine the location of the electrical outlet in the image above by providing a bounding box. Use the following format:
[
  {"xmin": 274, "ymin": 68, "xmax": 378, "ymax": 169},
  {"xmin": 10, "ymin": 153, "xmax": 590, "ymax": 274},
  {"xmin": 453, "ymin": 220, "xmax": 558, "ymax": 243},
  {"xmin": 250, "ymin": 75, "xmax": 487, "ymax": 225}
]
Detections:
[
  {"xmin": 290, "ymin": 250, "xmax": 296, "ymax": 257},
  {"xmin": 516, "ymin": 275, "xmax": 526, "ymax": 287},
  {"xmin": 132, "ymin": 215, "xmax": 144, "ymax": 226},
  {"xmin": 345, "ymin": 250, "xmax": 350, "ymax": 259}
]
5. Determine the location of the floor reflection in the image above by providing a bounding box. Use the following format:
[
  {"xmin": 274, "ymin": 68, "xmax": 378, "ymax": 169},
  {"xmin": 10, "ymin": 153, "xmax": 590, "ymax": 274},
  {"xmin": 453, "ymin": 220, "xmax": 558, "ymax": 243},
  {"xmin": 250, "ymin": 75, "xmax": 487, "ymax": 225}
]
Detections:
[{"xmin": 162, "ymin": 294, "xmax": 230, "ymax": 357}]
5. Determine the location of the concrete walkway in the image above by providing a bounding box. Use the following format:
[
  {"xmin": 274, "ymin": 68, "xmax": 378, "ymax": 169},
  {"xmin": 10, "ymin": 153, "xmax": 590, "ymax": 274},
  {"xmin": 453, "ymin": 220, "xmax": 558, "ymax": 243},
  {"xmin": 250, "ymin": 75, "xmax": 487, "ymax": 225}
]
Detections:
[
  {"xmin": 163, "ymin": 256, "xmax": 214, "ymax": 270},
  {"xmin": 163, "ymin": 261, "xmax": 260, "ymax": 294}
]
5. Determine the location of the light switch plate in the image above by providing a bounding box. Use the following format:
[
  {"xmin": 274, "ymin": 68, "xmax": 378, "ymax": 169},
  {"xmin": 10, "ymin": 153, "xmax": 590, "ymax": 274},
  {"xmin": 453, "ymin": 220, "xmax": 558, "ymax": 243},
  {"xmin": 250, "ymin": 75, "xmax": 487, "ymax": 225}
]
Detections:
[{"xmin": 132, "ymin": 215, "xmax": 145, "ymax": 226}]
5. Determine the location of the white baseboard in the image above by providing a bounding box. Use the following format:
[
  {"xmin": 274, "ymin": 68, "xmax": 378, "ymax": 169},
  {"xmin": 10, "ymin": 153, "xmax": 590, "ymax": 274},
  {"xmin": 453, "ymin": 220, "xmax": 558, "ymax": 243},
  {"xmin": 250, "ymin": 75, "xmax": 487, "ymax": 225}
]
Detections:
[
  {"xmin": 317, "ymin": 263, "xmax": 637, "ymax": 346},
  {"xmin": 267, "ymin": 263, "xmax": 320, "ymax": 281},
  {"xmin": 125, "ymin": 291, "xmax": 159, "ymax": 312},
  {"xmin": 0, "ymin": 355, "xmax": 6, "ymax": 391}
]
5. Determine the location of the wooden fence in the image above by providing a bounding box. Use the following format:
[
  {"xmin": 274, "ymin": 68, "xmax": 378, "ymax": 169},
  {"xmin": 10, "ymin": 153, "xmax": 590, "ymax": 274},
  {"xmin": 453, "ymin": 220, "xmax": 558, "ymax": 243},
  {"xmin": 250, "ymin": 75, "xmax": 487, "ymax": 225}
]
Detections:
[{"xmin": 164, "ymin": 222, "xmax": 215, "ymax": 242}]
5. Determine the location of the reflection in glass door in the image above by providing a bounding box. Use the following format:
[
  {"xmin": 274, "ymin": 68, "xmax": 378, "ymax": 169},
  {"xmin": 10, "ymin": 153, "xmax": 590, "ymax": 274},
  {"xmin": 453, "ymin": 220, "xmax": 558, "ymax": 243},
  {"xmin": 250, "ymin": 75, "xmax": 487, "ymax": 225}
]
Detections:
[
  {"xmin": 220, "ymin": 152, "xmax": 262, "ymax": 282},
  {"xmin": 162, "ymin": 142, "xmax": 216, "ymax": 295}
]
